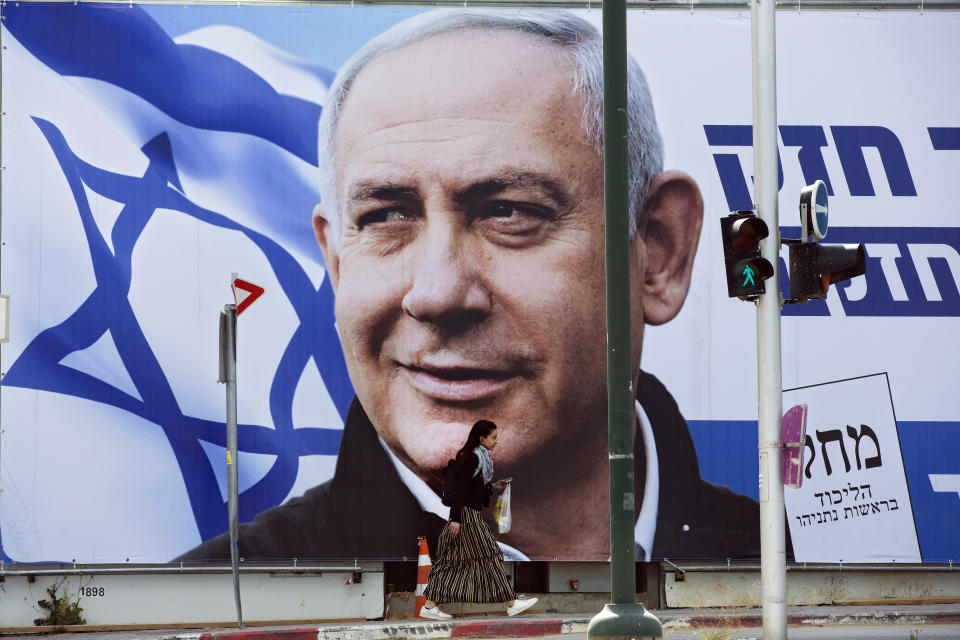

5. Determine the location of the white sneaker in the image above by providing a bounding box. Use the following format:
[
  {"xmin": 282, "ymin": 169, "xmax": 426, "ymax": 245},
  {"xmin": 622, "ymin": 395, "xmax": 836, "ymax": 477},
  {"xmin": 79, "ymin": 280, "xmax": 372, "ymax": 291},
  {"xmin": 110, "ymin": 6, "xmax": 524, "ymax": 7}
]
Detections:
[
  {"xmin": 506, "ymin": 597, "xmax": 538, "ymax": 617},
  {"xmin": 419, "ymin": 605, "xmax": 452, "ymax": 620}
]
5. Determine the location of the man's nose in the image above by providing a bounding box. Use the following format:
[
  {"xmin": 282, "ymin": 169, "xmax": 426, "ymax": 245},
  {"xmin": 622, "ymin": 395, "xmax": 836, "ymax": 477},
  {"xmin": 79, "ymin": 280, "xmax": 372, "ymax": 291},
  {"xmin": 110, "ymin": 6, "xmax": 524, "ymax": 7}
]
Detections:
[{"xmin": 401, "ymin": 225, "xmax": 492, "ymax": 326}]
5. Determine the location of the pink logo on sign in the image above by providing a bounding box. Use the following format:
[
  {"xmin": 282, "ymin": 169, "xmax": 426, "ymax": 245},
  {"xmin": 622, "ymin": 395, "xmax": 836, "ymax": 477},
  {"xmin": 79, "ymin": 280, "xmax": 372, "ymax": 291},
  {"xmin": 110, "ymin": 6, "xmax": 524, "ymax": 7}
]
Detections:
[{"xmin": 783, "ymin": 404, "xmax": 808, "ymax": 488}]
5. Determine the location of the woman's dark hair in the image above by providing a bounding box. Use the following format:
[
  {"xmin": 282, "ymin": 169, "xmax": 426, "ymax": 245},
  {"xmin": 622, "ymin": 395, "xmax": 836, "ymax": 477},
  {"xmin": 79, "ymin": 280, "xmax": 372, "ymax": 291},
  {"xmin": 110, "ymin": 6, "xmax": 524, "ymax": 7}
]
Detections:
[{"xmin": 456, "ymin": 419, "xmax": 497, "ymax": 459}]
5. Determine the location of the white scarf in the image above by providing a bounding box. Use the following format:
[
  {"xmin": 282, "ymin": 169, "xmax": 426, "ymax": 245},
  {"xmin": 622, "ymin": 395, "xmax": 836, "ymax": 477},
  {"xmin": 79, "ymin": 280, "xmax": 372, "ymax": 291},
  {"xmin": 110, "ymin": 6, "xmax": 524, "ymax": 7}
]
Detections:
[{"xmin": 473, "ymin": 445, "xmax": 494, "ymax": 483}]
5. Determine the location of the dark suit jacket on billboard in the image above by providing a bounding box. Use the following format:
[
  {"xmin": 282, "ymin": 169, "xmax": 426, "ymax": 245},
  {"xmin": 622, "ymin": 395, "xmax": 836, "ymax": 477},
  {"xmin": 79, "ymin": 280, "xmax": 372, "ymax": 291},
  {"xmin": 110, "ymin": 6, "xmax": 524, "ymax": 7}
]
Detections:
[{"xmin": 177, "ymin": 371, "xmax": 765, "ymax": 562}]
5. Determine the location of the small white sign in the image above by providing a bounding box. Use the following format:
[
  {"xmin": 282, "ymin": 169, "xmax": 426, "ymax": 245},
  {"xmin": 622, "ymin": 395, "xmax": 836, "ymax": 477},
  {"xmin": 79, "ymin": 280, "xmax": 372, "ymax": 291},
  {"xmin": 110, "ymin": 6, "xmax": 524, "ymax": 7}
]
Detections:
[
  {"xmin": 784, "ymin": 373, "xmax": 920, "ymax": 563},
  {"xmin": 0, "ymin": 294, "xmax": 9, "ymax": 343}
]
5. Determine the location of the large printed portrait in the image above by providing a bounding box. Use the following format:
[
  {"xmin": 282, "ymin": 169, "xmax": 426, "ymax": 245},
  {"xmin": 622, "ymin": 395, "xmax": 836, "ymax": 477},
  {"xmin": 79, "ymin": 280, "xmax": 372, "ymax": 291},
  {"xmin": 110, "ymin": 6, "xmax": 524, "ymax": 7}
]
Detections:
[{"xmin": 2, "ymin": 4, "xmax": 957, "ymax": 564}]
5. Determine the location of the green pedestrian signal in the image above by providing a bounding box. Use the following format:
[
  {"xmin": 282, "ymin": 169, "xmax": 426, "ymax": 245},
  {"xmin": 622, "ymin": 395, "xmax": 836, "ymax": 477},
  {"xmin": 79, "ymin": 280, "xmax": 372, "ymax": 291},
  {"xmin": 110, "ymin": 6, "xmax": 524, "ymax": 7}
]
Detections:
[{"xmin": 720, "ymin": 211, "xmax": 774, "ymax": 299}]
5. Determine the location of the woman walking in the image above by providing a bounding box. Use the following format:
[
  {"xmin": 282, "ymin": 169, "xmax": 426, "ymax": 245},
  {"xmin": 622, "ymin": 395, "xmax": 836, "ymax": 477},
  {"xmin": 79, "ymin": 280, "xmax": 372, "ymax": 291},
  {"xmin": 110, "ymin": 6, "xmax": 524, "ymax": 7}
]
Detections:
[{"xmin": 419, "ymin": 420, "xmax": 538, "ymax": 620}]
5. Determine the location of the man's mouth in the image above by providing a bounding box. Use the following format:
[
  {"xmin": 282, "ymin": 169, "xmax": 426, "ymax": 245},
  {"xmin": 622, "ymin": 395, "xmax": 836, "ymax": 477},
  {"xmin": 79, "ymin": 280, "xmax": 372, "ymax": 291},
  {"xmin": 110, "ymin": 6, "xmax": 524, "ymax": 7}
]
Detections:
[{"xmin": 400, "ymin": 362, "xmax": 518, "ymax": 402}]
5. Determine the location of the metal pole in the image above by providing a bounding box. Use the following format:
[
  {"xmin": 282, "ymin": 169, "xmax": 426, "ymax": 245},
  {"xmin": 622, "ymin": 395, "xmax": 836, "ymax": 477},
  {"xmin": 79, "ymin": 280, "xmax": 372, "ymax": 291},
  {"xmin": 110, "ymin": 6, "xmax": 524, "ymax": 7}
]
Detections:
[
  {"xmin": 601, "ymin": 0, "xmax": 637, "ymax": 609},
  {"xmin": 0, "ymin": 0, "xmax": 5, "ymax": 546},
  {"xmin": 588, "ymin": 1, "xmax": 661, "ymax": 637},
  {"xmin": 223, "ymin": 304, "xmax": 243, "ymax": 628},
  {"xmin": 751, "ymin": 1, "xmax": 787, "ymax": 639}
]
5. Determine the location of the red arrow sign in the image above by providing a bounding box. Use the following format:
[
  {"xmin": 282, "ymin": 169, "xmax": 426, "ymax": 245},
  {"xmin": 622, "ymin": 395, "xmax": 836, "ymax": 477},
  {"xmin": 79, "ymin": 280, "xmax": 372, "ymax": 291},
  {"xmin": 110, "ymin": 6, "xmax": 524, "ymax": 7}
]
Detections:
[{"xmin": 232, "ymin": 277, "xmax": 265, "ymax": 315}]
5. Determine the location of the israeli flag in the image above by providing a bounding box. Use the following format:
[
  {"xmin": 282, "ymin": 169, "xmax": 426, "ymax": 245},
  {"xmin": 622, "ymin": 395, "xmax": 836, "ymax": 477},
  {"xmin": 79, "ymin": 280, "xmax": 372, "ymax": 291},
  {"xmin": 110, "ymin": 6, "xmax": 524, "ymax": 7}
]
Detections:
[{"xmin": 1, "ymin": 4, "xmax": 352, "ymax": 563}]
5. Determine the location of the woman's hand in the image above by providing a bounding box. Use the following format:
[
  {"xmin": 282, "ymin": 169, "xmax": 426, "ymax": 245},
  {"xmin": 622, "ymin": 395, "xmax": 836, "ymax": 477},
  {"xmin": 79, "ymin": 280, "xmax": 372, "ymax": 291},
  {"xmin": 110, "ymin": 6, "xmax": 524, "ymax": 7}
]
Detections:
[
  {"xmin": 449, "ymin": 522, "xmax": 461, "ymax": 536},
  {"xmin": 492, "ymin": 478, "xmax": 513, "ymax": 491}
]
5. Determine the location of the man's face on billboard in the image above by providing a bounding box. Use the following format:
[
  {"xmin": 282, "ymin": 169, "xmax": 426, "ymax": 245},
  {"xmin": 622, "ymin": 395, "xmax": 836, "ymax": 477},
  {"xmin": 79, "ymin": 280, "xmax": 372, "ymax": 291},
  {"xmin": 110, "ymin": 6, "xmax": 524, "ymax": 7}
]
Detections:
[{"xmin": 315, "ymin": 30, "xmax": 642, "ymax": 481}]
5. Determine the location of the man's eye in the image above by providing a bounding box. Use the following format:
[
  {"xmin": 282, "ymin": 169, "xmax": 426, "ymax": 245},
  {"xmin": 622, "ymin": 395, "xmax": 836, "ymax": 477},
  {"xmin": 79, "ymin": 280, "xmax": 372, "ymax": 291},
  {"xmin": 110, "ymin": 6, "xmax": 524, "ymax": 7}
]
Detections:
[
  {"xmin": 487, "ymin": 202, "xmax": 531, "ymax": 218},
  {"xmin": 480, "ymin": 201, "xmax": 553, "ymax": 234},
  {"xmin": 356, "ymin": 208, "xmax": 410, "ymax": 229}
]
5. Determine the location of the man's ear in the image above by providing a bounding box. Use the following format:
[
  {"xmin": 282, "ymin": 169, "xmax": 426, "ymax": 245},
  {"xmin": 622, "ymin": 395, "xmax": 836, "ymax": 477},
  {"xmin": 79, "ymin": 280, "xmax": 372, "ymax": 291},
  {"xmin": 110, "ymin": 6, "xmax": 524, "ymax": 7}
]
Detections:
[
  {"xmin": 634, "ymin": 171, "xmax": 703, "ymax": 326},
  {"xmin": 313, "ymin": 203, "xmax": 340, "ymax": 290}
]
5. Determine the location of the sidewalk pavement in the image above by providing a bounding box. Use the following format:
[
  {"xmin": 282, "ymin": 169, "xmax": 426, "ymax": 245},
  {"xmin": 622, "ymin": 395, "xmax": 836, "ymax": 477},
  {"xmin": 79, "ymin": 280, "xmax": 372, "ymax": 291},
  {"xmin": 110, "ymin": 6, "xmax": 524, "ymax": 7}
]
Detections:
[{"xmin": 5, "ymin": 604, "xmax": 959, "ymax": 640}]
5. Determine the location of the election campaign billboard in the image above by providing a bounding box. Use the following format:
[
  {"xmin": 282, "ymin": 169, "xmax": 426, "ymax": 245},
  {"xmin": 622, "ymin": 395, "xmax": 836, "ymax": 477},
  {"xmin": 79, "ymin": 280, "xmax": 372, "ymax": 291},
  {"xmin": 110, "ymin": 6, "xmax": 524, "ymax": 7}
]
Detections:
[
  {"xmin": 1, "ymin": 3, "xmax": 957, "ymax": 564},
  {"xmin": 782, "ymin": 374, "xmax": 920, "ymax": 563}
]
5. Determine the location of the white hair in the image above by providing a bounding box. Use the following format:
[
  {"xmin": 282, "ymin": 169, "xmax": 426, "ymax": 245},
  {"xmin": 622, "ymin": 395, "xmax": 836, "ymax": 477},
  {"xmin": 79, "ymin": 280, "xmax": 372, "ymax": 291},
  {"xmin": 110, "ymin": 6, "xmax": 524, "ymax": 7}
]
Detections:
[{"xmin": 317, "ymin": 9, "xmax": 664, "ymax": 242}]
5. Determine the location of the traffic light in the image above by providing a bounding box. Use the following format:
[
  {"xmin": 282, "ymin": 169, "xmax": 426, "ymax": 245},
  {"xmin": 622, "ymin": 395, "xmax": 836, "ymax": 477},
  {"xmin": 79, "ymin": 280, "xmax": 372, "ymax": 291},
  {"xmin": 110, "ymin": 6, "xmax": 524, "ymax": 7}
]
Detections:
[
  {"xmin": 720, "ymin": 210, "xmax": 775, "ymax": 298},
  {"xmin": 788, "ymin": 242, "xmax": 866, "ymax": 301},
  {"xmin": 786, "ymin": 181, "xmax": 867, "ymax": 301}
]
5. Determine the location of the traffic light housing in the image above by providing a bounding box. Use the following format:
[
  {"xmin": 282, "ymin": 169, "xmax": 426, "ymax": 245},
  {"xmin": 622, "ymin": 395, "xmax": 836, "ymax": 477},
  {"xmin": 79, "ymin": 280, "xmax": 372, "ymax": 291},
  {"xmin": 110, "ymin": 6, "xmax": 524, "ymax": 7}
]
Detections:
[
  {"xmin": 786, "ymin": 180, "xmax": 867, "ymax": 302},
  {"xmin": 720, "ymin": 211, "xmax": 775, "ymax": 298},
  {"xmin": 788, "ymin": 241, "xmax": 866, "ymax": 301}
]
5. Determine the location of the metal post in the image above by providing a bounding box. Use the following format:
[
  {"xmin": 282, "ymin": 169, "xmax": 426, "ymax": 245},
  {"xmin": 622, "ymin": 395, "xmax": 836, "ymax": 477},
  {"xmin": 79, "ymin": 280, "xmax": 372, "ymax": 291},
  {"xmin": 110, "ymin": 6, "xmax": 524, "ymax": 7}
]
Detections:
[
  {"xmin": 588, "ymin": 1, "xmax": 661, "ymax": 637},
  {"xmin": 751, "ymin": 1, "xmax": 787, "ymax": 638},
  {"xmin": 222, "ymin": 304, "xmax": 243, "ymax": 627}
]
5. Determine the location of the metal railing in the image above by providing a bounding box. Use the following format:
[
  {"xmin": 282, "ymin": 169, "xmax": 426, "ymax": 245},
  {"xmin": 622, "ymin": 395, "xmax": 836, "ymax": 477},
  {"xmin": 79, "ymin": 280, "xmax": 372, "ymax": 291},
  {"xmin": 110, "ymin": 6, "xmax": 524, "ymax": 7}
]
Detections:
[
  {"xmin": 0, "ymin": 560, "xmax": 382, "ymax": 577},
  {"xmin": 9, "ymin": 0, "xmax": 960, "ymax": 10},
  {"xmin": 661, "ymin": 560, "xmax": 956, "ymax": 573}
]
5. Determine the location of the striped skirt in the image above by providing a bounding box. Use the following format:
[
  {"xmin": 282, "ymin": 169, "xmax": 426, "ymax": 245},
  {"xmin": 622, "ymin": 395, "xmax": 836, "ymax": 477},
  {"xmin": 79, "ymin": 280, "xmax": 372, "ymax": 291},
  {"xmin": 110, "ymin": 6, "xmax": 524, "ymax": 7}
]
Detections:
[{"xmin": 423, "ymin": 506, "xmax": 516, "ymax": 604}]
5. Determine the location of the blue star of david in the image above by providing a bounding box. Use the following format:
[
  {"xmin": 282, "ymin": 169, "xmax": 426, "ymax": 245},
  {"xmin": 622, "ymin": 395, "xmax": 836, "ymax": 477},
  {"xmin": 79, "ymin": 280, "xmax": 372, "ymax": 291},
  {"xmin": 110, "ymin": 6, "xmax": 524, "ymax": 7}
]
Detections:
[{"xmin": 1, "ymin": 118, "xmax": 352, "ymax": 561}]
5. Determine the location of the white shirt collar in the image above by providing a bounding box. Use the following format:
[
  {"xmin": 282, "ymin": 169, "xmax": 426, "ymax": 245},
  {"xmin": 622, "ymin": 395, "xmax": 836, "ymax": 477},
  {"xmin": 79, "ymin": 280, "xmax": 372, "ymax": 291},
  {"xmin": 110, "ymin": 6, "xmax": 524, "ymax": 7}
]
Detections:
[
  {"xmin": 634, "ymin": 399, "xmax": 660, "ymax": 562},
  {"xmin": 379, "ymin": 402, "xmax": 659, "ymax": 562},
  {"xmin": 378, "ymin": 434, "xmax": 450, "ymax": 520}
]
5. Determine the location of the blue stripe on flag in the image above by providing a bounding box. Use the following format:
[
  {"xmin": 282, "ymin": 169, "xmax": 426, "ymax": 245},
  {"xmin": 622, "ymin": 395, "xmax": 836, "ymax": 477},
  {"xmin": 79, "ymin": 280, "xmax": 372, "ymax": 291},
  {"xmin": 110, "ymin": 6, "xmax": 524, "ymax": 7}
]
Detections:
[{"xmin": 3, "ymin": 3, "xmax": 325, "ymax": 165}]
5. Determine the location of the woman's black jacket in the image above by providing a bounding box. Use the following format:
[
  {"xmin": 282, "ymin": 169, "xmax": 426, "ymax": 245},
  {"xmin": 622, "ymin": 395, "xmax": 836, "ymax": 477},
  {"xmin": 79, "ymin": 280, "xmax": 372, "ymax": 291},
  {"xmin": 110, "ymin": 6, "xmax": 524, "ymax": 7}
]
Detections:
[{"xmin": 445, "ymin": 451, "xmax": 492, "ymax": 523}]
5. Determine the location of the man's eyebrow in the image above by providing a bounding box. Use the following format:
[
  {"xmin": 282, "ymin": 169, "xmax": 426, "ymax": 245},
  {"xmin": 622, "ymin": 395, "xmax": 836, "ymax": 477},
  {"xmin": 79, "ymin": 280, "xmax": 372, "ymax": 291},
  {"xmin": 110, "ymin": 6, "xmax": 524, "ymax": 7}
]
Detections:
[
  {"xmin": 456, "ymin": 171, "xmax": 574, "ymax": 210},
  {"xmin": 347, "ymin": 180, "xmax": 419, "ymax": 202}
]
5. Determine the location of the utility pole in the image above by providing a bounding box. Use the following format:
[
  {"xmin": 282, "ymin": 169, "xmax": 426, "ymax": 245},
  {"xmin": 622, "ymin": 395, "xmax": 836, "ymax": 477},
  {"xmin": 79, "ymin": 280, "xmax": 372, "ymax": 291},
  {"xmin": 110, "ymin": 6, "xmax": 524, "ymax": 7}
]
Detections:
[
  {"xmin": 219, "ymin": 304, "xmax": 243, "ymax": 628},
  {"xmin": 751, "ymin": 0, "xmax": 787, "ymax": 638},
  {"xmin": 587, "ymin": 0, "xmax": 661, "ymax": 637}
]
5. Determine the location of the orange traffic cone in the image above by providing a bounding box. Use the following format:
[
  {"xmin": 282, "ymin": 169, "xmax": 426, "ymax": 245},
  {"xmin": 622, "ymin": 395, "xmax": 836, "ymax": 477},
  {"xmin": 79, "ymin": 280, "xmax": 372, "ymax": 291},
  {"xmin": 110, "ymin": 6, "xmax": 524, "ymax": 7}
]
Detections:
[{"xmin": 415, "ymin": 536, "xmax": 431, "ymax": 618}]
